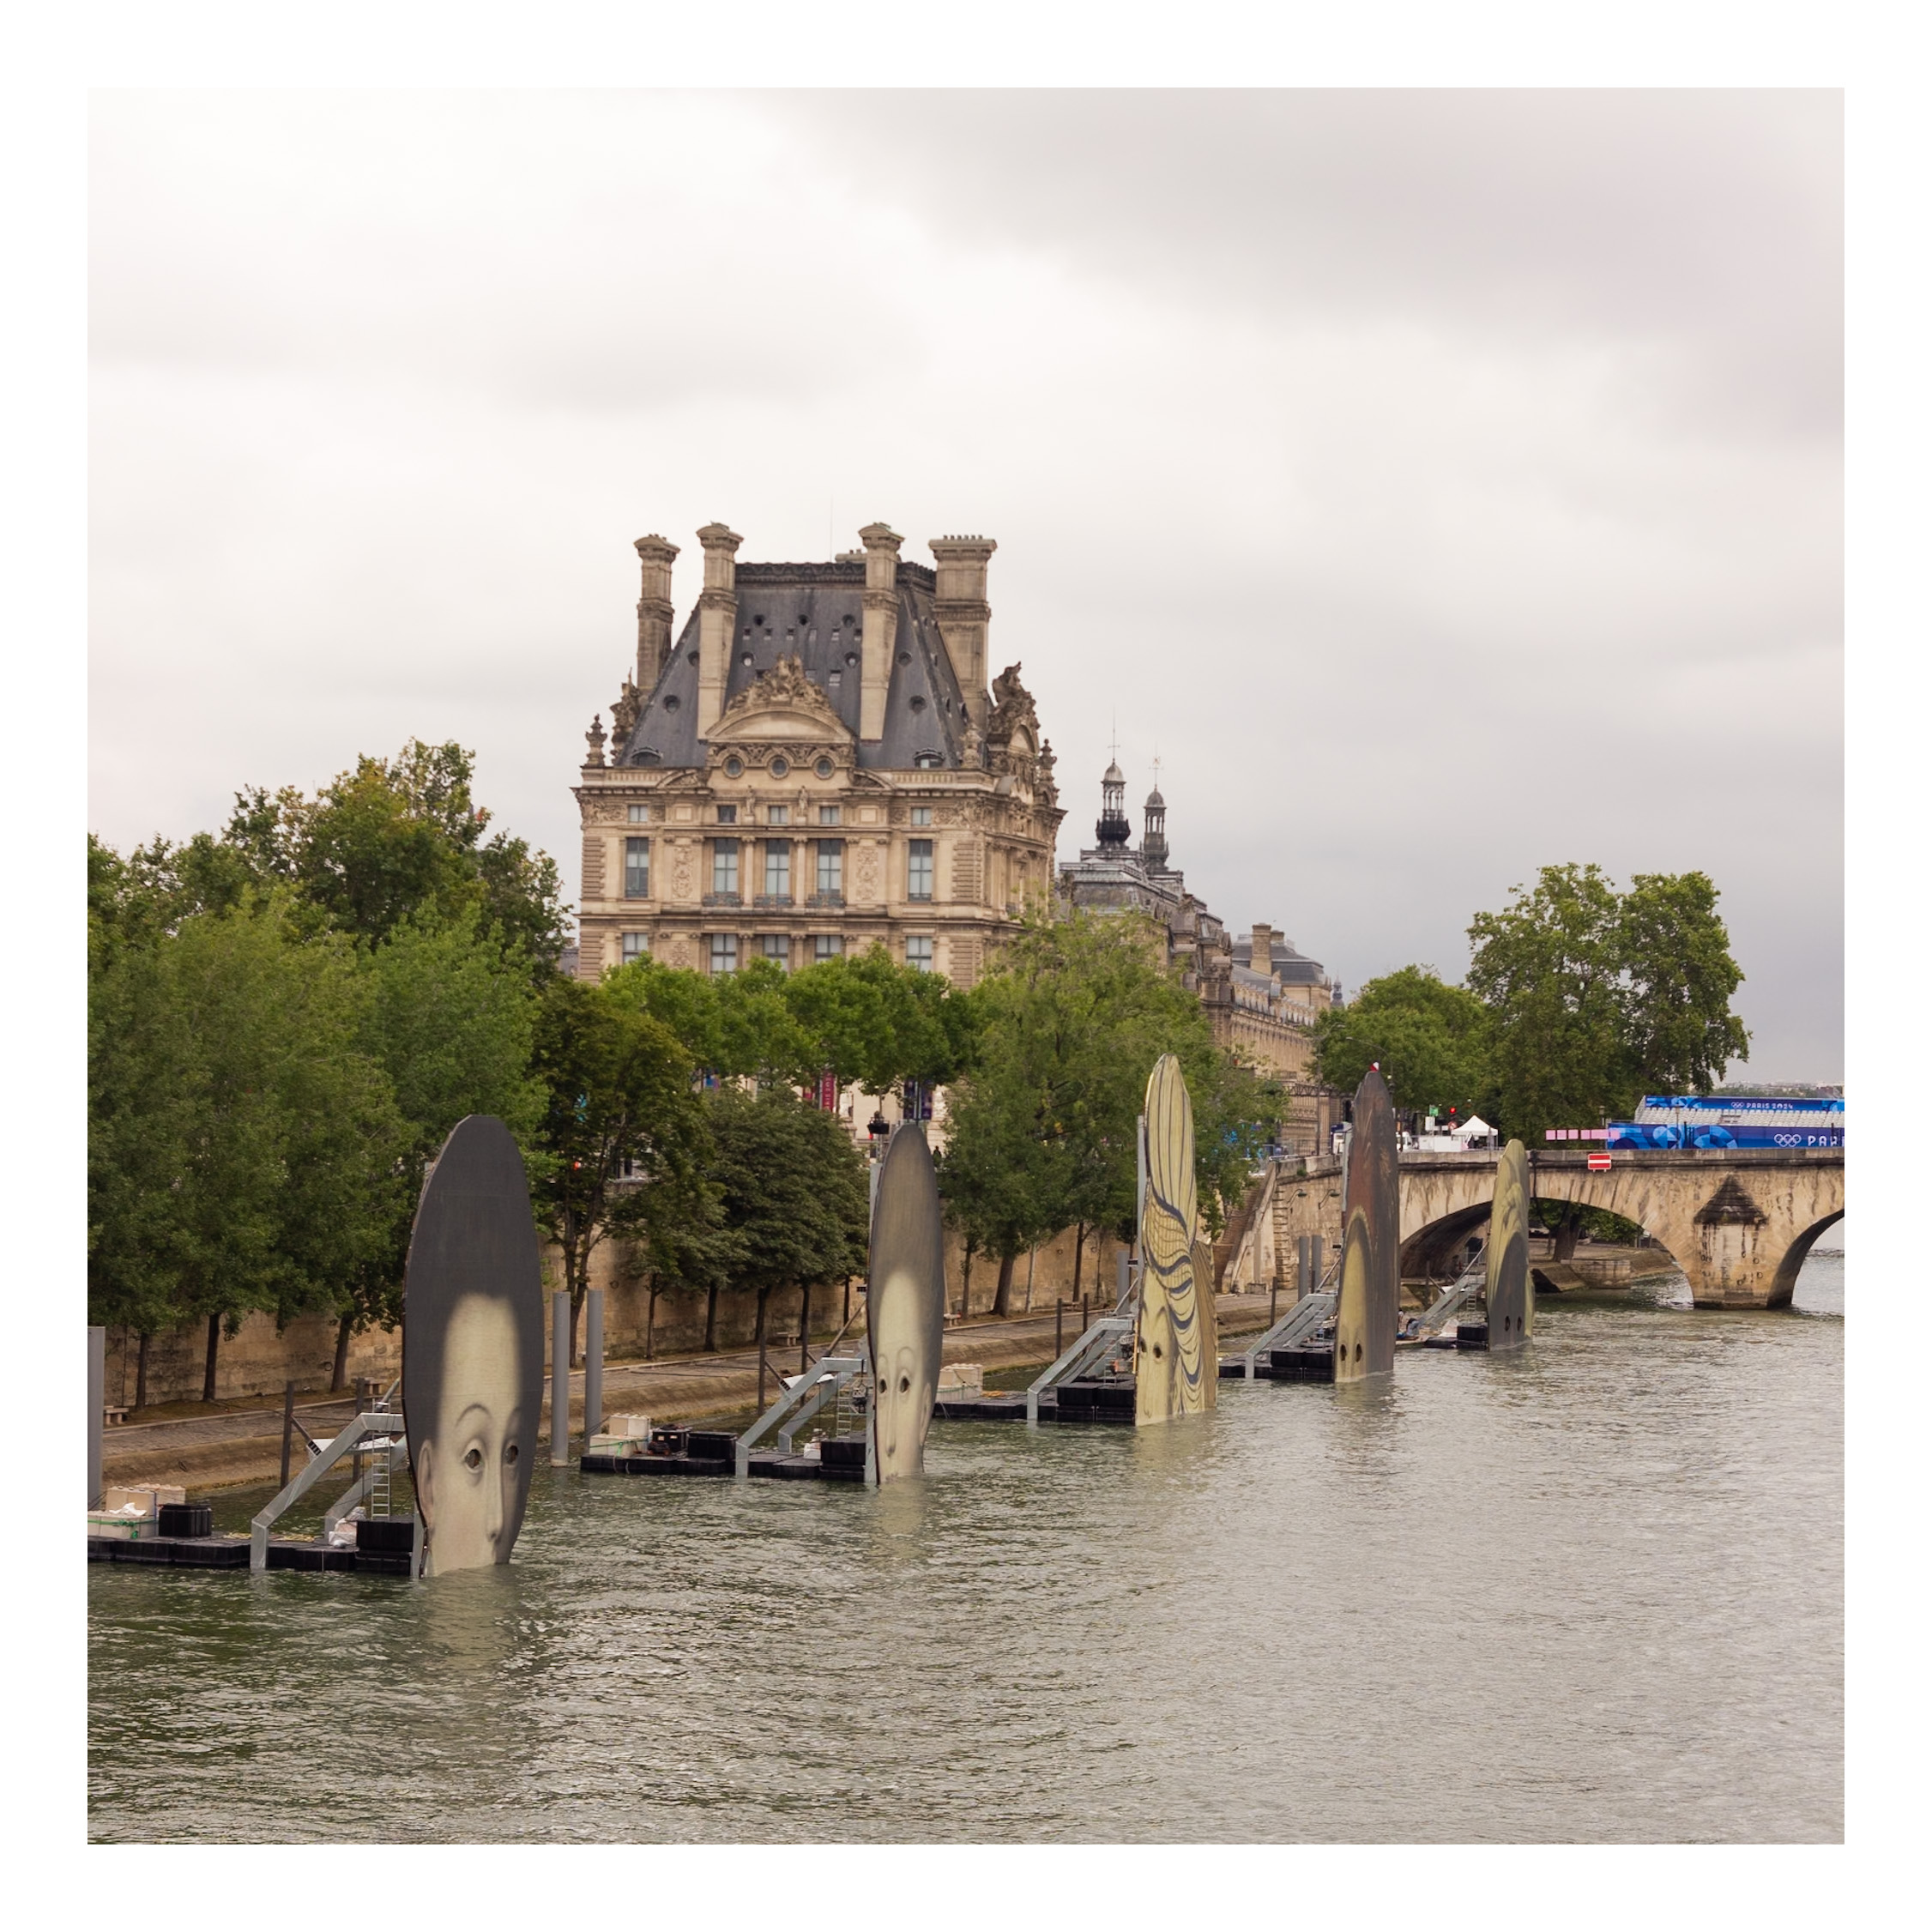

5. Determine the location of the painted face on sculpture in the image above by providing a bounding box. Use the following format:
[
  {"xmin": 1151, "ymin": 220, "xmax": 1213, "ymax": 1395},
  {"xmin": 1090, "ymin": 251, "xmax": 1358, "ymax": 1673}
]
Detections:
[
  {"xmin": 872, "ymin": 1266, "xmax": 934, "ymax": 1478},
  {"xmin": 418, "ymin": 1295, "xmax": 525, "ymax": 1576}
]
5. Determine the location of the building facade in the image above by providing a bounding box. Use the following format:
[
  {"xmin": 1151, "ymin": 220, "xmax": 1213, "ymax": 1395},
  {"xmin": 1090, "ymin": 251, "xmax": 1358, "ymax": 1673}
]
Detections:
[
  {"xmin": 1058, "ymin": 762, "xmax": 1344, "ymax": 1155},
  {"xmin": 573, "ymin": 522, "xmax": 1064, "ymax": 987}
]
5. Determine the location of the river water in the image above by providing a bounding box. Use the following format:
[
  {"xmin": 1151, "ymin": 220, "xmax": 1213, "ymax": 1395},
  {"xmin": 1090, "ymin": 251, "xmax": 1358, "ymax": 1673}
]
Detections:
[{"xmin": 88, "ymin": 1254, "xmax": 1842, "ymax": 1843}]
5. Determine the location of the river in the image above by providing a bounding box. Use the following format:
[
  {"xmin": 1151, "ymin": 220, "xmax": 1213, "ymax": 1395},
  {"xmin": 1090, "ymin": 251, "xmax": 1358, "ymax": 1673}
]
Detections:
[{"xmin": 88, "ymin": 1252, "xmax": 1842, "ymax": 1842}]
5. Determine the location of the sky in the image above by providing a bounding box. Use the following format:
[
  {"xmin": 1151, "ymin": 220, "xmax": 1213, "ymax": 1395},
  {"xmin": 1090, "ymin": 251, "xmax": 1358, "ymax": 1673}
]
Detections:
[{"xmin": 88, "ymin": 88, "xmax": 1843, "ymax": 1079}]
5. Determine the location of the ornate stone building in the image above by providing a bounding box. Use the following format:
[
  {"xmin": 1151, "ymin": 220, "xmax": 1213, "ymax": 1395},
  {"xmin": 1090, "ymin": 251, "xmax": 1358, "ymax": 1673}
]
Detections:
[
  {"xmin": 573, "ymin": 522, "xmax": 1063, "ymax": 987},
  {"xmin": 1058, "ymin": 761, "xmax": 1344, "ymax": 1154}
]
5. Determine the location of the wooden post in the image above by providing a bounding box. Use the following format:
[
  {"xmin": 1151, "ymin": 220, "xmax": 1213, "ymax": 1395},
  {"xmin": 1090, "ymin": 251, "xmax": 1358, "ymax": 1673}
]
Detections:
[{"xmin": 280, "ymin": 1380, "xmax": 296, "ymax": 1489}]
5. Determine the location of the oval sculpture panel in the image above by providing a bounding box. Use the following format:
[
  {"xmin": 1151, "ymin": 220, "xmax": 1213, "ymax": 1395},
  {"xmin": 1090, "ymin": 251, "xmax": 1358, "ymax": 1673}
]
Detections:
[
  {"xmin": 867, "ymin": 1124, "xmax": 945, "ymax": 1482},
  {"xmin": 1334, "ymin": 1069, "xmax": 1399, "ymax": 1382},
  {"xmin": 1486, "ymin": 1138, "xmax": 1531, "ymax": 1349},
  {"xmin": 1136, "ymin": 1054, "xmax": 1215, "ymax": 1425},
  {"xmin": 403, "ymin": 1115, "xmax": 545, "ymax": 1578}
]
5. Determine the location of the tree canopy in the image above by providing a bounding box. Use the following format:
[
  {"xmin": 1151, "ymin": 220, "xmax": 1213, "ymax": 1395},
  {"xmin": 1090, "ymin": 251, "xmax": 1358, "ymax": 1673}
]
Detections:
[
  {"xmin": 1313, "ymin": 965, "xmax": 1492, "ymax": 1120},
  {"xmin": 1465, "ymin": 862, "xmax": 1749, "ymax": 1142},
  {"xmin": 939, "ymin": 910, "xmax": 1281, "ymax": 1307}
]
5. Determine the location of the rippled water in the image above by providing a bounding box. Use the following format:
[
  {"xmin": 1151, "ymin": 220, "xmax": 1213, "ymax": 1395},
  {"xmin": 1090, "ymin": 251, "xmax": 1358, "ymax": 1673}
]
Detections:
[{"xmin": 88, "ymin": 1255, "xmax": 1842, "ymax": 1843}]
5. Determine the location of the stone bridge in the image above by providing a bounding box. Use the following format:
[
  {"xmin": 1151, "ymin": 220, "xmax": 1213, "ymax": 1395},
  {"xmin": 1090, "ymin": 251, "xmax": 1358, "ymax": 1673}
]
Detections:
[{"xmin": 1260, "ymin": 1148, "xmax": 1844, "ymax": 1310}]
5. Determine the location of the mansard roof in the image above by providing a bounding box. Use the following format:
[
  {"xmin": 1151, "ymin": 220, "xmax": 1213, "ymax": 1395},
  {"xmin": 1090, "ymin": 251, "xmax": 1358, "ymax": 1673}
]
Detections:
[
  {"xmin": 616, "ymin": 559, "xmax": 970, "ymax": 771},
  {"xmin": 1230, "ymin": 933, "xmax": 1329, "ymax": 984}
]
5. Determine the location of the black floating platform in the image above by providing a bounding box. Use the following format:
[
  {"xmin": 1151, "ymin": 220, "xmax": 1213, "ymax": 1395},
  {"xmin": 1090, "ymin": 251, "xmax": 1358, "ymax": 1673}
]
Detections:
[
  {"xmin": 746, "ymin": 1450, "xmax": 866, "ymax": 1482},
  {"xmin": 88, "ymin": 1534, "xmax": 415, "ymax": 1574},
  {"xmin": 580, "ymin": 1452, "xmax": 734, "ymax": 1477},
  {"xmin": 1054, "ymin": 1378, "xmax": 1137, "ymax": 1423},
  {"xmin": 1217, "ymin": 1357, "xmax": 1251, "ymax": 1379},
  {"xmin": 88, "ymin": 1533, "xmax": 251, "ymax": 1569},
  {"xmin": 1456, "ymin": 1323, "xmax": 1492, "ymax": 1351},
  {"xmin": 932, "ymin": 1393, "xmax": 1031, "ymax": 1421},
  {"xmin": 1265, "ymin": 1345, "xmax": 1337, "ymax": 1382}
]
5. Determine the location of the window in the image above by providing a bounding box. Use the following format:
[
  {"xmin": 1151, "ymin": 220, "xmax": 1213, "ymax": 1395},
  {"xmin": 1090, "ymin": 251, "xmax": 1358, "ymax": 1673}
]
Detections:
[
  {"xmin": 819, "ymin": 805, "xmax": 841, "ymax": 825},
  {"xmin": 715, "ymin": 802, "xmax": 738, "ymax": 823},
  {"xmin": 709, "ymin": 933, "xmax": 737, "ymax": 975},
  {"xmin": 723, "ymin": 758, "xmax": 743, "ymax": 779},
  {"xmin": 814, "ymin": 934, "xmax": 844, "ymax": 963},
  {"xmin": 914, "ymin": 752, "xmax": 942, "ymax": 770},
  {"xmin": 815, "ymin": 758, "xmax": 834, "ymax": 778},
  {"xmin": 910, "ymin": 806, "xmax": 932, "ymax": 826},
  {"xmin": 624, "ymin": 837, "xmax": 649, "ymax": 899},
  {"xmin": 762, "ymin": 934, "xmax": 790, "ymax": 969},
  {"xmin": 764, "ymin": 842, "xmax": 790, "ymax": 898},
  {"xmin": 627, "ymin": 803, "xmax": 650, "ymax": 824},
  {"xmin": 620, "ymin": 931, "xmax": 649, "ymax": 963},
  {"xmin": 712, "ymin": 839, "xmax": 740, "ymax": 897},
  {"xmin": 908, "ymin": 839, "xmax": 933, "ymax": 901},
  {"xmin": 906, "ymin": 936, "xmax": 933, "ymax": 972},
  {"xmin": 770, "ymin": 757, "xmax": 790, "ymax": 779},
  {"xmin": 767, "ymin": 805, "xmax": 788, "ymax": 825},
  {"xmin": 816, "ymin": 841, "xmax": 843, "ymax": 897}
]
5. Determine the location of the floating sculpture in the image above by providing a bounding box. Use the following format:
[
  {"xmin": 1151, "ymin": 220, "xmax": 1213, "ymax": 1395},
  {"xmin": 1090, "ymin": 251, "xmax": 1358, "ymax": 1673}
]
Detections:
[
  {"xmin": 1135, "ymin": 1054, "xmax": 1217, "ymax": 1424},
  {"xmin": 1335, "ymin": 1068, "xmax": 1399, "ymax": 1382},
  {"xmin": 866, "ymin": 1123, "xmax": 945, "ymax": 1482},
  {"xmin": 403, "ymin": 1115, "xmax": 544, "ymax": 1576},
  {"xmin": 1485, "ymin": 1138, "xmax": 1532, "ymax": 1350}
]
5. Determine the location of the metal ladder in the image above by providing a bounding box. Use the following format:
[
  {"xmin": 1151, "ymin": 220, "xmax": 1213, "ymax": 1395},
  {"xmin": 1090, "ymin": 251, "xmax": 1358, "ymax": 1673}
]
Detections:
[
  {"xmin": 1408, "ymin": 1240, "xmax": 1488, "ymax": 1340},
  {"xmin": 1232, "ymin": 1253, "xmax": 1342, "ymax": 1378}
]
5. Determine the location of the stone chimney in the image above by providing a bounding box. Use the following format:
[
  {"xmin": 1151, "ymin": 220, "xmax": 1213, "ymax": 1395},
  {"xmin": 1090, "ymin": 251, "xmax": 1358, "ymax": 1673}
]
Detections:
[
  {"xmin": 694, "ymin": 522, "xmax": 741, "ymax": 739},
  {"xmin": 1249, "ymin": 922, "xmax": 1276, "ymax": 984},
  {"xmin": 633, "ymin": 534, "xmax": 679, "ymax": 691},
  {"xmin": 929, "ymin": 534, "xmax": 996, "ymax": 731},
  {"xmin": 858, "ymin": 522, "xmax": 903, "ymax": 742}
]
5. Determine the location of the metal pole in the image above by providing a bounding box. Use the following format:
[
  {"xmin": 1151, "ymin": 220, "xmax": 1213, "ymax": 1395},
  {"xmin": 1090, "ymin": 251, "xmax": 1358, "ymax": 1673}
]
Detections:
[
  {"xmin": 800, "ymin": 1285, "xmax": 811, "ymax": 1374},
  {"xmin": 88, "ymin": 1326, "xmax": 105, "ymax": 1510},
  {"xmin": 1023, "ymin": 1247, "xmax": 1035, "ymax": 1314},
  {"xmin": 1116, "ymin": 1247, "xmax": 1130, "ymax": 1307},
  {"xmin": 550, "ymin": 1289, "xmax": 571, "ymax": 1466},
  {"xmin": 758, "ymin": 1329, "xmax": 769, "ymax": 1412},
  {"xmin": 1312, "ymin": 1234, "xmax": 1325, "ymax": 1293},
  {"xmin": 584, "ymin": 1289, "xmax": 604, "ymax": 1444},
  {"xmin": 280, "ymin": 1380, "xmax": 296, "ymax": 1490},
  {"xmin": 1055, "ymin": 1299, "xmax": 1064, "ymax": 1358}
]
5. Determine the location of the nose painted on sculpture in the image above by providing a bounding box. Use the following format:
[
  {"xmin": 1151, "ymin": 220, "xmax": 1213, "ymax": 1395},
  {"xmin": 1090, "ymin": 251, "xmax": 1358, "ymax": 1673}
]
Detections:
[{"xmin": 484, "ymin": 1441, "xmax": 506, "ymax": 1549}]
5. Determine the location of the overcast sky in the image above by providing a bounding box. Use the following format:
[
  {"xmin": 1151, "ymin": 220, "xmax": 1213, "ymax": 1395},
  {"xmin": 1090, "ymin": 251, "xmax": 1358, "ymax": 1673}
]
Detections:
[{"xmin": 88, "ymin": 89, "xmax": 1842, "ymax": 1079}]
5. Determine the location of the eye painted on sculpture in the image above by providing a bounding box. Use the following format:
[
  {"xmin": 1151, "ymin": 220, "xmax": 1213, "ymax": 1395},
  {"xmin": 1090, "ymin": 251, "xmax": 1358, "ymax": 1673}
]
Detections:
[
  {"xmin": 504, "ymin": 1442, "xmax": 520, "ymax": 1464},
  {"xmin": 878, "ymin": 1377, "xmax": 888, "ymax": 1395},
  {"xmin": 899, "ymin": 1374, "xmax": 910, "ymax": 1394},
  {"xmin": 464, "ymin": 1445, "xmax": 484, "ymax": 1471}
]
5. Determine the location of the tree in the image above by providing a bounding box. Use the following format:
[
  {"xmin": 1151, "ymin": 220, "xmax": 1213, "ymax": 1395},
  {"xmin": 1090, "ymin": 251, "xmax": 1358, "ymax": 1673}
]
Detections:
[
  {"xmin": 701, "ymin": 1088, "xmax": 871, "ymax": 1353},
  {"xmin": 528, "ymin": 975, "xmax": 711, "ymax": 1363},
  {"xmin": 337, "ymin": 907, "xmax": 546, "ymax": 1386},
  {"xmin": 222, "ymin": 739, "xmax": 568, "ymax": 975},
  {"xmin": 939, "ymin": 909, "xmax": 1279, "ymax": 1310},
  {"xmin": 88, "ymin": 881, "xmax": 407, "ymax": 1401},
  {"xmin": 1466, "ymin": 862, "xmax": 1750, "ymax": 1257},
  {"xmin": 1313, "ymin": 965, "xmax": 1492, "ymax": 1120}
]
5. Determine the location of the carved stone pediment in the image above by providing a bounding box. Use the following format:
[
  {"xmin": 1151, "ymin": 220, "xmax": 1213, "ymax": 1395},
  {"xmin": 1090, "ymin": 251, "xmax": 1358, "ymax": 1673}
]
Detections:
[{"xmin": 714, "ymin": 653, "xmax": 851, "ymax": 743}]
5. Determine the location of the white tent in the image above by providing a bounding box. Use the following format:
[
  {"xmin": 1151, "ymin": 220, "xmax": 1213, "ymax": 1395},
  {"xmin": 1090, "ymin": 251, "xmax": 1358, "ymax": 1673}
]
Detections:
[{"xmin": 1450, "ymin": 1115, "xmax": 1494, "ymax": 1144}]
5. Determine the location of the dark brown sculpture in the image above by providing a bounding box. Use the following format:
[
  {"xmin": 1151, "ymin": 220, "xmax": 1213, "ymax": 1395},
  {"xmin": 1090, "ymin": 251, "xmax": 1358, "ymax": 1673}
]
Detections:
[{"xmin": 1486, "ymin": 1138, "xmax": 1532, "ymax": 1349}]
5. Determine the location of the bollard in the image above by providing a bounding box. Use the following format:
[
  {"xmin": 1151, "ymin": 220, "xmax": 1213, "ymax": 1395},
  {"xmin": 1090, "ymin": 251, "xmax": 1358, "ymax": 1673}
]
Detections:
[
  {"xmin": 88, "ymin": 1326, "xmax": 105, "ymax": 1511},
  {"xmin": 550, "ymin": 1289, "xmax": 571, "ymax": 1466},
  {"xmin": 584, "ymin": 1289, "xmax": 604, "ymax": 1445},
  {"xmin": 280, "ymin": 1380, "xmax": 297, "ymax": 1490}
]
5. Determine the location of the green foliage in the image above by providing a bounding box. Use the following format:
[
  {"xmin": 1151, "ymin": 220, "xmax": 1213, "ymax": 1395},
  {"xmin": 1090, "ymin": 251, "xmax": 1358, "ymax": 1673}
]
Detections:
[
  {"xmin": 939, "ymin": 910, "xmax": 1280, "ymax": 1271},
  {"xmin": 1313, "ymin": 965, "xmax": 1492, "ymax": 1117},
  {"xmin": 702, "ymin": 1088, "xmax": 871, "ymax": 1312},
  {"xmin": 87, "ymin": 886, "xmax": 408, "ymax": 1347},
  {"xmin": 527, "ymin": 975, "xmax": 715, "ymax": 1351},
  {"xmin": 604, "ymin": 943, "xmax": 979, "ymax": 1095},
  {"xmin": 1465, "ymin": 861, "xmax": 1750, "ymax": 1144}
]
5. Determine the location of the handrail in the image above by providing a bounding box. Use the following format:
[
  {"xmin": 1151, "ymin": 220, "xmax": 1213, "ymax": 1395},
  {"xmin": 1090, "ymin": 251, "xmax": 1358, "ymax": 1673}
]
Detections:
[
  {"xmin": 249, "ymin": 1411, "xmax": 420, "ymax": 1575},
  {"xmin": 1024, "ymin": 1314, "xmax": 1134, "ymax": 1424},
  {"xmin": 735, "ymin": 1354, "xmax": 869, "ymax": 1478}
]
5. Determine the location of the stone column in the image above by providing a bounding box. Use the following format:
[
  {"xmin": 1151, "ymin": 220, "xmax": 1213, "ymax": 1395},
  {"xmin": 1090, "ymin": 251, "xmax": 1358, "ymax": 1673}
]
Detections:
[
  {"xmin": 634, "ymin": 534, "xmax": 679, "ymax": 692},
  {"xmin": 859, "ymin": 522, "xmax": 903, "ymax": 742},
  {"xmin": 695, "ymin": 522, "xmax": 742, "ymax": 740},
  {"xmin": 929, "ymin": 534, "xmax": 996, "ymax": 731}
]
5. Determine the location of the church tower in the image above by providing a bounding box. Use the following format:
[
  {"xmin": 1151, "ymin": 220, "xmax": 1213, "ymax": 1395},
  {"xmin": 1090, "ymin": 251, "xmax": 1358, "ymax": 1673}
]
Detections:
[
  {"xmin": 1142, "ymin": 782, "xmax": 1168, "ymax": 872},
  {"xmin": 1096, "ymin": 759, "xmax": 1131, "ymax": 848}
]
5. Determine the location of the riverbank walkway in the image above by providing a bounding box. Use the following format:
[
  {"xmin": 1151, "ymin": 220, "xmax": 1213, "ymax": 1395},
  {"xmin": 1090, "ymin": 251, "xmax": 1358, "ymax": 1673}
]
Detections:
[{"xmin": 101, "ymin": 1292, "xmax": 1282, "ymax": 1492}]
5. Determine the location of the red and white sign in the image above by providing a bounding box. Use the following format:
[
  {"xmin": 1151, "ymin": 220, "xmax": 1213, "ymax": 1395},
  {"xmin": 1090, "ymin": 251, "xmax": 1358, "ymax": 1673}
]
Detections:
[{"xmin": 1587, "ymin": 1152, "xmax": 1613, "ymax": 1171}]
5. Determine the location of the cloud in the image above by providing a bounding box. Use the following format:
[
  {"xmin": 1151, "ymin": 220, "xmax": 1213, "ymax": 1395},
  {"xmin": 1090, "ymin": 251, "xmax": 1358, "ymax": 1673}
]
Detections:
[{"xmin": 88, "ymin": 89, "xmax": 1843, "ymax": 1077}]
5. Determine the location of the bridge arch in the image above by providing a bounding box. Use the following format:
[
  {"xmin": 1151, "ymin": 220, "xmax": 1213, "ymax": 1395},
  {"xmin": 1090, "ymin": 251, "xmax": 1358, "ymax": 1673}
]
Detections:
[{"xmin": 1766, "ymin": 1210, "xmax": 1844, "ymax": 1310}]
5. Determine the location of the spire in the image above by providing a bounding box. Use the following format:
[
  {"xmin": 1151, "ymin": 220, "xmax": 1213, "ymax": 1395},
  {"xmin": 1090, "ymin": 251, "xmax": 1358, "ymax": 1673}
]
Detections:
[
  {"xmin": 1096, "ymin": 751, "xmax": 1130, "ymax": 848},
  {"xmin": 1142, "ymin": 755, "xmax": 1168, "ymax": 869}
]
